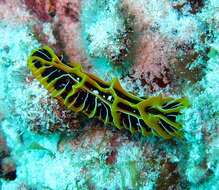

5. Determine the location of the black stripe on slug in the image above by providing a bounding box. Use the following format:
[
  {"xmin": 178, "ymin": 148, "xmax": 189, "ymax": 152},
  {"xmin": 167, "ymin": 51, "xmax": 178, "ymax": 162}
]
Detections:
[
  {"xmin": 96, "ymin": 102, "xmax": 105, "ymax": 119},
  {"xmin": 108, "ymin": 110, "xmax": 114, "ymax": 123},
  {"xmin": 114, "ymin": 89, "xmax": 141, "ymax": 104},
  {"xmin": 61, "ymin": 90, "xmax": 68, "ymax": 99},
  {"xmin": 54, "ymin": 77, "xmax": 68, "ymax": 90},
  {"xmin": 83, "ymin": 93, "xmax": 96, "ymax": 115},
  {"xmin": 41, "ymin": 67, "xmax": 57, "ymax": 77},
  {"xmin": 97, "ymin": 82, "xmax": 109, "ymax": 88},
  {"xmin": 139, "ymin": 120, "xmax": 151, "ymax": 132},
  {"xmin": 145, "ymin": 107, "xmax": 162, "ymax": 115},
  {"xmin": 70, "ymin": 73, "xmax": 82, "ymax": 82},
  {"xmin": 67, "ymin": 91, "xmax": 80, "ymax": 104},
  {"xmin": 85, "ymin": 81, "xmax": 114, "ymax": 103},
  {"xmin": 87, "ymin": 74, "xmax": 110, "ymax": 88},
  {"xmin": 120, "ymin": 113, "xmax": 139, "ymax": 131},
  {"xmin": 101, "ymin": 104, "xmax": 110, "ymax": 123},
  {"xmin": 32, "ymin": 48, "xmax": 52, "ymax": 62},
  {"xmin": 47, "ymin": 70, "xmax": 65, "ymax": 83},
  {"xmin": 54, "ymin": 75, "xmax": 74, "ymax": 90},
  {"xmin": 159, "ymin": 119, "xmax": 175, "ymax": 133},
  {"xmin": 32, "ymin": 60, "xmax": 42, "ymax": 68},
  {"xmin": 61, "ymin": 82, "xmax": 74, "ymax": 100},
  {"xmin": 66, "ymin": 80, "xmax": 74, "ymax": 92},
  {"xmin": 117, "ymin": 102, "xmax": 140, "ymax": 115},
  {"xmin": 145, "ymin": 106, "xmax": 179, "ymax": 126},
  {"xmin": 46, "ymin": 70, "xmax": 81, "ymax": 84},
  {"xmin": 120, "ymin": 113, "xmax": 129, "ymax": 129},
  {"xmin": 165, "ymin": 112, "xmax": 178, "ymax": 122},
  {"xmin": 145, "ymin": 107, "xmax": 180, "ymax": 123},
  {"xmin": 93, "ymin": 100, "xmax": 113, "ymax": 123},
  {"xmin": 74, "ymin": 90, "xmax": 87, "ymax": 108},
  {"xmin": 84, "ymin": 81, "xmax": 99, "ymax": 93},
  {"xmin": 130, "ymin": 116, "xmax": 139, "ymax": 131},
  {"xmin": 162, "ymin": 102, "xmax": 181, "ymax": 109},
  {"xmin": 95, "ymin": 101, "xmax": 107, "ymax": 120}
]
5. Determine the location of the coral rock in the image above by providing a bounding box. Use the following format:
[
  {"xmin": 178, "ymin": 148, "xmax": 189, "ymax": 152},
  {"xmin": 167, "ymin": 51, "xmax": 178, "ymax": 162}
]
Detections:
[{"xmin": 24, "ymin": 0, "xmax": 55, "ymax": 22}]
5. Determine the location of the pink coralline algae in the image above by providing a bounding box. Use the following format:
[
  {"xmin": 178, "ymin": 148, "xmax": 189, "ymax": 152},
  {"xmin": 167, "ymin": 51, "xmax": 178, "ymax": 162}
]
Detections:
[
  {"xmin": 24, "ymin": 0, "xmax": 80, "ymax": 23},
  {"xmin": 0, "ymin": 0, "xmax": 32, "ymax": 23},
  {"xmin": 120, "ymin": 0, "xmax": 207, "ymax": 93},
  {"xmin": 24, "ymin": 0, "xmax": 55, "ymax": 22},
  {"xmin": 24, "ymin": 0, "xmax": 88, "ymax": 68},
  {"xmin": 132, "ymin": 34, "xmax": 172, "ymax": 91},
  {"xmin": 53, "ymin": 0, "xmax": 88, "ymax": 65}
]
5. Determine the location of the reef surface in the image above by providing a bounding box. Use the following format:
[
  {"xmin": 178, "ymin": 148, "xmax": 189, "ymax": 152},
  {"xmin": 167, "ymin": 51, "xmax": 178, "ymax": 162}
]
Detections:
[{"xmin": 0, "ymin": 0, "xmax": 218, "ymax": 189}]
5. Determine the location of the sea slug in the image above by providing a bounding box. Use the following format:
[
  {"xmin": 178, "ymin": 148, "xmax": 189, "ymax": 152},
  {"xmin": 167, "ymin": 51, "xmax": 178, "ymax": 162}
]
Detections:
[{"xmin": 27, "ymin": 46, "xmax": 189, "ymax": 139}]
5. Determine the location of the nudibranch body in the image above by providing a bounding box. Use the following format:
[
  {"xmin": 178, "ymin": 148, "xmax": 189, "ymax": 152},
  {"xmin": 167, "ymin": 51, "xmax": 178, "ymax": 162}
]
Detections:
[{"xmin": 27, "ymin": 46, "xmax": 189, "ymax": 139}]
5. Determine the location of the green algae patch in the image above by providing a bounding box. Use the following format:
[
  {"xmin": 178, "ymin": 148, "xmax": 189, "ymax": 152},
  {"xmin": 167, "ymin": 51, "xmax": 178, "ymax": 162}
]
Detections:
[
  {"xmin": 28, "ymin": 142, "xmax": 56, "ymax": 158},
  {"xmin": 207, "ymin": 48, "xmax": 218, "ymax": 59}
]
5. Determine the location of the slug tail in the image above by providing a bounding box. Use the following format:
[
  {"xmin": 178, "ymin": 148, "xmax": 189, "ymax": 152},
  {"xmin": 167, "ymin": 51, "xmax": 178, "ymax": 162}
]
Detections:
[{"xmin": 137, "ymin": 96, "xmax": 189, "ymax": 139}]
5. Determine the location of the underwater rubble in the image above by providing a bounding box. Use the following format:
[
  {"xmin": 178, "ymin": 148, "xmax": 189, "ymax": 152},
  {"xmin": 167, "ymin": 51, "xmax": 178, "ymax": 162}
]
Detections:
[{"xmin": 0, "ymin": 0, "xmax": 218, "ymax": 189}]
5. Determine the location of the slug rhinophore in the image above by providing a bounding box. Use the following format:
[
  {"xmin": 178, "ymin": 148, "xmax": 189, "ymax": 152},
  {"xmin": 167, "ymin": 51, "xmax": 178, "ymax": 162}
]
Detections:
[{"xmin": 27, "ymin": 46, "xmax": 189, "ymax": 139}]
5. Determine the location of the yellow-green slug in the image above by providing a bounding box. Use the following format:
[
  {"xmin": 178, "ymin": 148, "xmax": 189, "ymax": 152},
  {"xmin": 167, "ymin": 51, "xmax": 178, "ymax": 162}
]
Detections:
[{"xmin": 27, "ymin": 46, "xmax": 189, "ymax": 139}]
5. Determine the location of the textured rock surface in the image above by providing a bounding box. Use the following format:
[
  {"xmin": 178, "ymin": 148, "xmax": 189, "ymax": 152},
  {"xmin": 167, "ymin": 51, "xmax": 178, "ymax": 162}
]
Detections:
[{"xmin": 0, "ymin": 0, "xmax": 218, "ymax": 189}]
